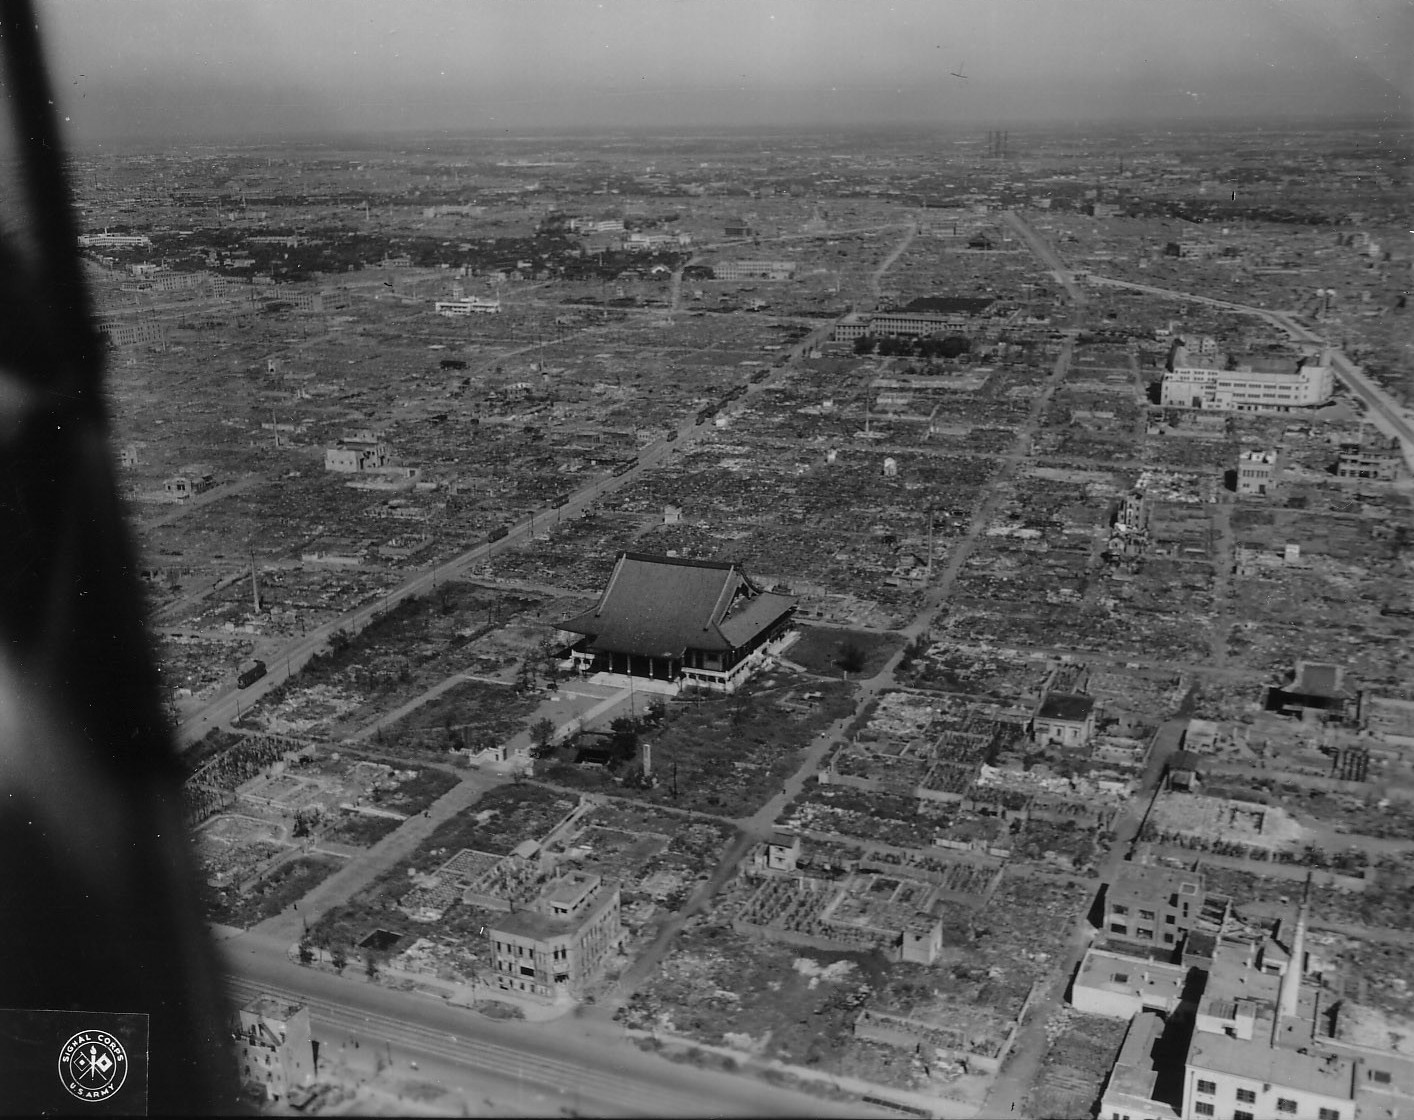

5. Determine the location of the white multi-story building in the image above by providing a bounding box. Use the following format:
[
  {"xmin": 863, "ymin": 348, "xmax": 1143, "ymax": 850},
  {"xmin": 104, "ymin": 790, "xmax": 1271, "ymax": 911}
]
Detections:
[
  {"xmin": 324, "ymin": 431, "xmax": 391, "ymax": 473},
  {"xmin": 487, "ymin": 873, "xmax": 622, "ymax": 1003},
  {"xmin": 232, "ymin": 996, "xmax": 313, "ymax": 1103},
  {"xmin": 1161, "ymin": 344, "xmax": 1334, "ymax": 412},
  {"xmin": 1179, "ymin": 899, "xmax": 1414, "ymax": 1120},
  {"xmin": 78, "ymin": 231, "xmax": 152, "ymax": 249},
  {"xmin": 1237, "ymin": 448, "xmax": 1279, "ymax": 496},
  {"xmin": 435, "ymin": 296, "xmax": 501, "ymax": 316},
  {"xmin": 711, "ymin": 260, "xmax": 796, "ymax": 281}
]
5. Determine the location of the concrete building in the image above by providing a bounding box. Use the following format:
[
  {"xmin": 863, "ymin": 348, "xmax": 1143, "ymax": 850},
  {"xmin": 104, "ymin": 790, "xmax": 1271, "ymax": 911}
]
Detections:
[
  {"xmin": 711, "ymin": 260, "xmax": 796, "ymax": 281},
  {"xmin": 1336, "ymin": 433, "xmax": 1400, "ymax": 481},
  {"xmin": 95, "ymin": 315, "xmax": 166, "ymax": 348},
  {"xmin": 832, "ymin": 313, "xmax": 873, "ymax": 343},
  {"xmin": 762, "ymin": 830, "xmax": 801, "ymax": 872},
  {"xmin": 324, "ymin": 431, "xmax": 391, "ymax": 473},
  {"xmin": 232, "ymin": 995, "xmax": 313, "ymax": 1103},
  {"xmin": 1098, "ymin": 1010, "xmax": 1182, "ymax": 1120},
  {"xmin": 163, "ymin": 476, "xmax": 197, "ymax": 501},
  {"xmin": 487, "ymin": 872, "xmax": 622, "ymax": 1003},
  {"xmin": 1032, "ymin": 691, "xmax": 1097, "ymax": 747},
  {"xmin": 1237, "ymin": 449, "xmax": 1279, "ymax": 496},
  {"xmin": 1103, "ymin": 862, "xmax": 1210, "ymax": 950},
  {"xmin": 1161, "ymin": 345, "xmax": 1334, "ymax": 412},
  {"xmin": 1109, "ymin": 491, "xmax": 1152, "ymax": 561},
  {"xmin": 1073, "ymin": 947, "xmax": 1189, "ymax": 1019},
  {"xmin": 78, "ymin": 231, "xmax": 152, "ymax": 249},
  {"xmin": 1180, "ymin": 886, "xmax": 1414, "ymax": 1120},
  {"xmin": 435, "ymin": 296, "xmax": 501, "ymax": 315},
  {"xmin": 1184, "ymin": 1030, "xmax": 1356, "ymax": 1120}
]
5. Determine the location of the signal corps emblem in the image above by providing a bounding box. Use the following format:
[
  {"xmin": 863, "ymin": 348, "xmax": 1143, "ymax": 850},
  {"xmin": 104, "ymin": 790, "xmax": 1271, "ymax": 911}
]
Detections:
[{"xmin": 58, "ymin": 1030, "xmax": 128, "ymax": 1102}]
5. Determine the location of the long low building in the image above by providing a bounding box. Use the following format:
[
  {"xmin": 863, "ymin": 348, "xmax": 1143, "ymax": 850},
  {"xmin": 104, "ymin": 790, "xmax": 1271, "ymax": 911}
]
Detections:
[
  {"xmin": 435, "ymin": 296, "xmax": 501, "ymax": 315},
  {"xmin": 833, "ymin": 297, "xmax": 995, "ymax": 342},
  {"xmin": 711, "ymin": 260, "xmax": 796, "ymax": 281}
]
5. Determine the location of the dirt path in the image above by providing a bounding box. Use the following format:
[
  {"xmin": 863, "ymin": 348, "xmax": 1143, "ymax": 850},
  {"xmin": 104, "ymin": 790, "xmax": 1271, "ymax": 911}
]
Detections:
[
  {"xmin": 347, "ymin": 668, "xmax": 515, "ymax": 743},
  {"xmin": 1208, "ymin": 497, "xmax": 1236, "ymax": 667},
  {"xmin": 139, "ymin": 471, "xmax": 269, "ymax": 530},
  {"xmin": 869, "ymin": 220, "xmax": 917, "ymax": 306}
]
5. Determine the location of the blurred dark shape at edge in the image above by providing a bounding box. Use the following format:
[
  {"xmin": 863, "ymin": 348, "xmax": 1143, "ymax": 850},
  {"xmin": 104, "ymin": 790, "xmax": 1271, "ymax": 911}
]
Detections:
[{"xmin": 0, "ymin": 2, "xmax": 242, "ymax": 1113}]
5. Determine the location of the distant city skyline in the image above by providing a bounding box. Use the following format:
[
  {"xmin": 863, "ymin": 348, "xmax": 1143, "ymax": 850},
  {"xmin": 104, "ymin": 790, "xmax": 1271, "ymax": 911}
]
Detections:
[{"xmin": 43, "ymin": 0, "xmax": 1411, "ymax": 142}]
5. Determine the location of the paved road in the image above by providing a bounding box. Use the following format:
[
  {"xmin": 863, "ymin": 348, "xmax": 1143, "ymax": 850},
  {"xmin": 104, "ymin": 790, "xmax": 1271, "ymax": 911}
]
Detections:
[
  {"xmin": 221, "ymin": 944, "xmax": 876, "ymax": 1118},
  {"xmin": 869, "ymin": 220, "xmax": 918, "ymax": 307},
  {"xmin": 1001, "ymin": 211, "xmax": 1087, "ymax": 307}
]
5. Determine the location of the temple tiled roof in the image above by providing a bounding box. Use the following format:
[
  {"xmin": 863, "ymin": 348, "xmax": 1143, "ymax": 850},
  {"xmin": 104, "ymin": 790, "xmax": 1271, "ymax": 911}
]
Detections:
[{"xmin": 558, "ymin": 552, "xmax": 794, "ymax": 659}]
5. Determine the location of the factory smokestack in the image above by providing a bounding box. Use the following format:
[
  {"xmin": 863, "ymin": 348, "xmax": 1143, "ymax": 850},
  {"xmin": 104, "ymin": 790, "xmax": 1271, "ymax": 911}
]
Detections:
[{"xmin": 1278, "ymin": 873, "xmax": 1312, "ymax": 1021}]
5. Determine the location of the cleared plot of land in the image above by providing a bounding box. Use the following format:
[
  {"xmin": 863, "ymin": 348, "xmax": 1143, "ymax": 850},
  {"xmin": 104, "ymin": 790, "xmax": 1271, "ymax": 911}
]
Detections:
[
  {"xmin": 539, "ymin": 676, "xmax": 858, "ymax": 817},
  {"xmin": 386, "ymin": 677, "xmax": 544, "ymax": 753},
  {"xmin": 786, "ymin": 627, "xmax": 905, "ymax": 680},
  {"xmin": 236, "ymin": 582, "xmax": 549, "ymax": 743},
  {"xmin": 617, "ymin": 929, "xmax": 887, "ymax": 1075},
  {"xmin": 207, "ymin": 853, "xmax": 344, "ymax": 929}
]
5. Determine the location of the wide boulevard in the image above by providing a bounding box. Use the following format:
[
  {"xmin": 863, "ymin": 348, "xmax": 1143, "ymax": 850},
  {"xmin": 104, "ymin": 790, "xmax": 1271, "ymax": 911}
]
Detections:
[{"xmin": 220, "ymin": 932, "xmax": 884, "ymax": 1117}]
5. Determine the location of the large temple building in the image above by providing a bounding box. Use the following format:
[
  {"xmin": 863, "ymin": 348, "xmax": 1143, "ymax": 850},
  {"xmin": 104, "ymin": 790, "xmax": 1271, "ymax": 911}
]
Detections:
[{"xmin": 558, "ymin": 552, "xmax": 796, "ymax": 692}]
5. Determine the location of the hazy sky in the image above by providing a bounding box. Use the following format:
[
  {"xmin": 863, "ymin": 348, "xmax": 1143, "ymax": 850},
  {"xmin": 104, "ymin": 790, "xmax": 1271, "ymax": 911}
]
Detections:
[{"xmin": 40, "ymin": 0, "xmax": 1412, "ymax": 141}]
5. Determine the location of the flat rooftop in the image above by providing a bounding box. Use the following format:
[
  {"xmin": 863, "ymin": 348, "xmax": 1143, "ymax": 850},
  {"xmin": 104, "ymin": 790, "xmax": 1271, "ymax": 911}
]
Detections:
[
  {"xmin": 1104, "ymin": 1010, "xmax": 1169, "ymax": 1105},
  {"xmin": 1189, "ymin": 1030, "xmax": 1355, "ymax": 1100},
  {"xmin": 242, "ymin": 994, "xmax": 304, "ymax": 1021},
  {"xmin": 1291, "ymin": 660, "xmax": 1347, "ymax": 698},
  {"xmin": 543, "ymin": 873, "xmax": 599, "ymax": 909},
  {"xmin": 1077, "ymin": 946, "xmax": 1186, "ymax": 1002},
  {"xmin": 1038, "ymin": 691, "xmax": 1095, "ymax": 722}
]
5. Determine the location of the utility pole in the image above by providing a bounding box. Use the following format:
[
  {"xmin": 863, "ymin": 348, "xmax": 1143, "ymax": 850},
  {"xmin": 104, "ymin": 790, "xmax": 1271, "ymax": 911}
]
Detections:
[{"xmin": 927, "ymin": 508, "xmax": 935, "ymax": 580}]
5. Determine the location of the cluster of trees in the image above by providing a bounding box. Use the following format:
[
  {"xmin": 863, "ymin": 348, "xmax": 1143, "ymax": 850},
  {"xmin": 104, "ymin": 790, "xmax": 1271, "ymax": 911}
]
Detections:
[
  {"xmin": 559, "ymin": 248, "xmax": 685, "ymax": 283},
  {"xmin": 853, "ymin": 333, "xmax": 972, "ymax": 359},
  {"xmin": 836, "ymin": 641, "xmax": 867, "ymax": 675},
  {"xmin": 181, "ymin": 783, "xmax": 235, "ymax": 828},
  {"xmin": 188, "ymin": 734, "xmax": 291, "ymax": 792},
  {"xmin": 291, "ymin": 807, "xmax": 322, "ymax": 839},
  {"xmin": 1129, "ymin": 199, "xmax": 1342, "ymax": 226}
]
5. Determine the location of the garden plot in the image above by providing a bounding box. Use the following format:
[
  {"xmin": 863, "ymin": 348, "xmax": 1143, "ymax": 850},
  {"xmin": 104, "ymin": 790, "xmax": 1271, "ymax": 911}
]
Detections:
[
  {"xmin": 1024, "ymin": 1008, "xmax": 1130, "ymax": 1120},
  {"xmin": 197, "ymin": 833, "xmax": 287, "ymax": 892},
  {"xmin": 207, "ymin": 854, "xmax": 345, "ymax": 930},
  {"xmin": 966, "ymin": 871, "xmax": 1089, "ymax": 1002}
]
